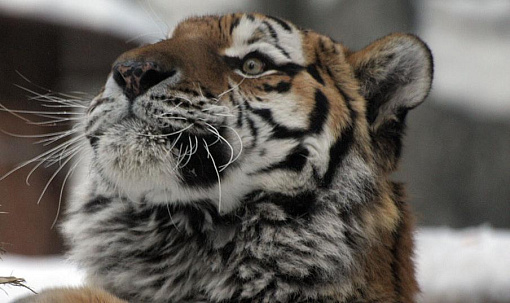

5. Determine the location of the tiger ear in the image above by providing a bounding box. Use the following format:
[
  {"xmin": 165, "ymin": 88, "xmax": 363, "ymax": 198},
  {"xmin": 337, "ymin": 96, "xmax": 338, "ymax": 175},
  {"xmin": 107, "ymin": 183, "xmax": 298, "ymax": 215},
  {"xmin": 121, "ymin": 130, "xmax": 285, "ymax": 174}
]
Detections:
[
  {"xmin": 347, "ymin": 34, "xmax": 433, "ymax": 172},
  {"xmin": 347, "ymin": 33, "xmax": 433, "ymax": 127}
]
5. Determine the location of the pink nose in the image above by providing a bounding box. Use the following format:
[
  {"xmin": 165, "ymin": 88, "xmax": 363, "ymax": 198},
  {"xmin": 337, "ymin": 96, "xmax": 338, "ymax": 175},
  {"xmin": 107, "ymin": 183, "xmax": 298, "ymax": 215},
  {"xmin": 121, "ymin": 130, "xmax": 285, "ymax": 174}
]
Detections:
[{"xmin": 112, "ymin": 61, "xmax": 175, "ymax": 101}]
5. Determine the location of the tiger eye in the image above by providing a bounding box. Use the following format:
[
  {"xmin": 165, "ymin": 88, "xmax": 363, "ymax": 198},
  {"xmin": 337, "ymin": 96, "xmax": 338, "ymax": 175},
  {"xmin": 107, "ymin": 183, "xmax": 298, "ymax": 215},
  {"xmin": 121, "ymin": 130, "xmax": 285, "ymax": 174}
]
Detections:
[{"xmin": 242, "ymin": 58, "xmax": 265, "ymax": 75}]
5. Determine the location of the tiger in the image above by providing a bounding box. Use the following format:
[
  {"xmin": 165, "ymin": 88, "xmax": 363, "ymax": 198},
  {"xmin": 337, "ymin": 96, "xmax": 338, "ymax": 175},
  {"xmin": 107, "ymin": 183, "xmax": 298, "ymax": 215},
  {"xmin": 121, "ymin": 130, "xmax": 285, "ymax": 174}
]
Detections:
[{"xmin": 15, "ymin": 12, "xmax": 433, "ymax": 303}]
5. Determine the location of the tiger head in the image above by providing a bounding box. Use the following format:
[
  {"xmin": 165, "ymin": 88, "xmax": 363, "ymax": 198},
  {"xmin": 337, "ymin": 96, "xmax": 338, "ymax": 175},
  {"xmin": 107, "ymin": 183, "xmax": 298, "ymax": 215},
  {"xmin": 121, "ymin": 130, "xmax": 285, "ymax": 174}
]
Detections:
[{"xmin": 85, "ymin": 13, "xmax": 432, "ymax": 213}]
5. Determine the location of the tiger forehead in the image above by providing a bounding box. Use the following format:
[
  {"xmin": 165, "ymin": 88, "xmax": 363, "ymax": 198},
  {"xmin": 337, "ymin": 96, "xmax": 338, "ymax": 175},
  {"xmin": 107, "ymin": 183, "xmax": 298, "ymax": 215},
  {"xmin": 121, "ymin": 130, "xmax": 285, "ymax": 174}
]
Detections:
[{"xmin": 171, "ymin": 13, "xmax": 306, "ymax": 64}]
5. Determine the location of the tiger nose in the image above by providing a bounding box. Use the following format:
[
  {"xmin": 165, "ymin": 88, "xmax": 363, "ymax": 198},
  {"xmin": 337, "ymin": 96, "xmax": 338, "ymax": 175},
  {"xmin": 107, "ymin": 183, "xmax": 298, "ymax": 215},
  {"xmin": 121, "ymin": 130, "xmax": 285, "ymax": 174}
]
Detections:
[{"xmin": 112, "ymin": 61, "xmax": 176, "ymax": 101}]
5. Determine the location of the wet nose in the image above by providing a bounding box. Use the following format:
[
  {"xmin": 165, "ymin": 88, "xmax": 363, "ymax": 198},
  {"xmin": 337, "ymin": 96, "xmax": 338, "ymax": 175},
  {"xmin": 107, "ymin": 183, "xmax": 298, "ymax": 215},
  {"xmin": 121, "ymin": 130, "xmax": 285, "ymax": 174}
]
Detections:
[{"xmin": 112, "ymin": 61, "xmax": 176, "ymax": 101}]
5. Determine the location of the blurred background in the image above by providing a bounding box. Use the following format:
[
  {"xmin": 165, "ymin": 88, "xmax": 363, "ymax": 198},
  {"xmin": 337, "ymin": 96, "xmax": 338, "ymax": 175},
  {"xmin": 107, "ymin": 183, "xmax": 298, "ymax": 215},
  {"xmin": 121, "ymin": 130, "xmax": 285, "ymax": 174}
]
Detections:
[{"xmin": 0, "ymin": 0, "xmax": 509, "ymax": 302}]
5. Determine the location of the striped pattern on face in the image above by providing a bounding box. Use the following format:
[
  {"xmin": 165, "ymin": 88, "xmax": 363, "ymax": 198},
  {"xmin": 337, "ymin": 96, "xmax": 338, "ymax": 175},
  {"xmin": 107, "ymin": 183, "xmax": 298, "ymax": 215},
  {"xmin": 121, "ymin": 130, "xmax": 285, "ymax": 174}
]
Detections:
[
  {"xmin": 62, "ymin": 12, "xmax": 432, "ymax": 303},
  {"xmin": 82, "ymin": 13, "xmax": 368, "ymax": 211}
]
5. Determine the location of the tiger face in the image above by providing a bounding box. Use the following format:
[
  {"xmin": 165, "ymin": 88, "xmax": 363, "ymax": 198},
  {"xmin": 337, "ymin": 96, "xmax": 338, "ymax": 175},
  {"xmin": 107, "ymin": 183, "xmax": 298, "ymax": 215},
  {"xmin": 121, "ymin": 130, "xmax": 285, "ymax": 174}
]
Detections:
[
  {"xmin": 85, "ymin": 13, "xmax": 431, "ymax": 214},
  {"xmin": 57, "ymin": 12, "xmax": 433, "ymax": 303}
]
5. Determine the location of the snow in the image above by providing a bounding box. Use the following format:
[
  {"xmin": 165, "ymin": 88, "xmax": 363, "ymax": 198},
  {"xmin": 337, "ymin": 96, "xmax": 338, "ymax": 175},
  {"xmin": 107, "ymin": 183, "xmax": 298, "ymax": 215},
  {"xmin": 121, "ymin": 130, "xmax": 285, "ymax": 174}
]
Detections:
[
  {"xmin": 0, "ymin": 255, "xmax": 84, "ymax": 302},
  {"xmin": 416, "ymin": 227, "xmax": 510, "ymax": 303},
  {"xmin": 1, "ymin": 227, "xmax": 510, "ymax": 302}
]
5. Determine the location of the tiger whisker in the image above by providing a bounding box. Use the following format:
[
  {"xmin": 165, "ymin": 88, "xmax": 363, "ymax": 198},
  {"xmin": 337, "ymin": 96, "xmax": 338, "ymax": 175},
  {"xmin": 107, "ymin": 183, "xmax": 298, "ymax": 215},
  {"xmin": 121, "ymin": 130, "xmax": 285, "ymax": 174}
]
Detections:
[
  {"xmin": 0, "ymin": 134, "xmax": 84, "ymax": 183},
  {"xmin": 51, "ymin": 155, "xmax": 85, "ymax": 229},
  {"xmin": 214, "ymin": 77, "xmax": 246, "ymax": 101},
  {"xmin": 220, "ymin": 125, "xmax": 243, "ymax": 169},
  {"xmin": 134, "ymin": 123, "xmax": 194, "ymax": 138},
  {"xmin": 15, "ymin": 71, "xmax": 90, "ymax": 101},
  {"xmin": 156, "ymin": 102, "xmax": 183, "ymax": 115},
  {"xmin": 203, "ymin": 138, "xmax": 222, "ymax": 213},
  {"xmin": 172, "ymin": 144, "xmax": 187, "ymax": 171},
  {"xmin": 14, "ymin": 84, "xmax": 87, "ymax": 108},
  {"xmin": 27, "ymin": 117, "xmax": 83, "ymax": 126},
  {"xmin": 0, "ymin": 108, "xmax": 82, "ymax": 116},
  {"xmin": 25, "ymin": 138, "xmax": 84, "ymax": 185},
  {"xmin": 37, "ymin": 130, "xmax": 81, "ymax": 146},
  {"xmin": 178, "ymin": 137, "xmax": 195, "ymax": 169},
  {"xmin": 0, "ymin": 102, "xmax": 36, "ymax": 123},
  {"xmin": 157, "ymin": 115, "xmax": 187, "ymax": 121},
  {"xmin": 0, "ymin": 128, "xmax": 79, "ymax": 140},
  {"xmin": 211, "ymin": 113, "xmax": 235, "ymax": 117},
  {"xmin": 40, "ymin": 103, "xmax": 86, "ymax": 109},
  {"xmin": 37, "ymin": 146, "xmax": 81, "ymax": 205},
  {"xmin": 204, "ymin": 122, "xmax": 235, "ymax": 172}
]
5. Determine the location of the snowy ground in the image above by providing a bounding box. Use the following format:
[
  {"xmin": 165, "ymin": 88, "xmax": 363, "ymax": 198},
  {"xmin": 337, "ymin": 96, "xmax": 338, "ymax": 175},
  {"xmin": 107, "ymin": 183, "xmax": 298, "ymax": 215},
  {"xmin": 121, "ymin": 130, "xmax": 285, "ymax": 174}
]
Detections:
[{"xmin": 1, "ymin": 227, "xmax": 509, "ymax": 303}]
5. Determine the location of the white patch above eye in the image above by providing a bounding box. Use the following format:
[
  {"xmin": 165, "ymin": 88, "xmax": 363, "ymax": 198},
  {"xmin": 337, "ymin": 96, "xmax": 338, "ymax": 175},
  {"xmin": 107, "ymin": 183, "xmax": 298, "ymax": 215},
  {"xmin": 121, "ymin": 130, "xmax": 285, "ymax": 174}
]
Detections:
[{"xmin": 224, "ymin": 15, "xmax": 305, "ymax": 67}]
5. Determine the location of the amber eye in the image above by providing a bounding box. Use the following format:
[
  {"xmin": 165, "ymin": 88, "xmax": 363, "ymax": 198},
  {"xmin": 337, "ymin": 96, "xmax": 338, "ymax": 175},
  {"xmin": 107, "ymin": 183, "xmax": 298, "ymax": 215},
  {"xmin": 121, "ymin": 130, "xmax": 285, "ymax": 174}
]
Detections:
[{"xmin": 242, "ymin": 58, "xmax": 265, "ymax": 75}]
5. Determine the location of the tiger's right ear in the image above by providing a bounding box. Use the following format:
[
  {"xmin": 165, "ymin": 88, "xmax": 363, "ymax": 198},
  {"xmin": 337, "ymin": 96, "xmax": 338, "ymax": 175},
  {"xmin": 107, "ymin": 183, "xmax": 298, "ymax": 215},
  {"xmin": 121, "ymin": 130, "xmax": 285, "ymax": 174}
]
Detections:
[
  {"xmin": 347, "ymin": 34, "xmax": 433, "ymax": 172},
  {"xmin": 347, "ymin": 33, "xmax": 433, "ymax": 128}
]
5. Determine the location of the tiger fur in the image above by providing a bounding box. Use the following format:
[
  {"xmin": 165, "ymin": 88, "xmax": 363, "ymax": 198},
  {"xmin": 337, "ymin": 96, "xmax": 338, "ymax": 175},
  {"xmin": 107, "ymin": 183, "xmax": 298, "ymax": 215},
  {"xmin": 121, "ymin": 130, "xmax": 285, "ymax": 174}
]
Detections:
[{"xmin": 16, "ymin": 13, "xmax": 432, "ymax": 303}]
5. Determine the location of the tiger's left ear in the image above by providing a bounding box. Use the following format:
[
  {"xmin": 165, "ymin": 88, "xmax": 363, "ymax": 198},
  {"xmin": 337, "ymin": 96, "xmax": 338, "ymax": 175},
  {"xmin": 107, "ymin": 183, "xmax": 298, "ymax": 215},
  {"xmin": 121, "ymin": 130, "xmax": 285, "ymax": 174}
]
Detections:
[
  {"xmin": 347, "ymin": 33, "xmax": 433, "ymax": 127},
  {"xmin": 347, "ymin": 34, "xmax": 433, "ymax": 172}
]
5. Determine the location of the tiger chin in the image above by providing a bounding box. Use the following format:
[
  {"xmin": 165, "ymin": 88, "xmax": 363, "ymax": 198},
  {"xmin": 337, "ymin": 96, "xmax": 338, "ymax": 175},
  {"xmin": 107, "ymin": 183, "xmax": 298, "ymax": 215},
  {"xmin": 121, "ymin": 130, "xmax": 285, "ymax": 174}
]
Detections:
[{"xmin": 16, "ymin": 13, "xmax": 432, "ymax": 303}]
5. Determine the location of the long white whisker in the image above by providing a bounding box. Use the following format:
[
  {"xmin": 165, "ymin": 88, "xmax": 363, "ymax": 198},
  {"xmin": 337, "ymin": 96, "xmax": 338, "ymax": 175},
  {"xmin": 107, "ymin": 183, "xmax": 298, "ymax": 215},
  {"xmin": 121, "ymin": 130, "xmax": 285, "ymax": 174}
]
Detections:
[
  {"xmin": 0, "ymin": 103, "xmax": 35, "ymax": 123},
  {"xmin": 0, "ymin": 108, "xmax": 82, "ymax": 116},
  {"xmin": 26, "ymin": 117, "xmax": 83, "ymax": 126},
  {"xmin": 15, "ymin": 71, "xmax": 90, "ymax": 101},
  {"xmin": 164, "ymin": 191, "xmax": 181, "ymax": 233},
  {"xmin": 25, "ymin": 138, "xmax": 84, "ymax": 185},
  {"xmin": 135, "ymin": 123, "xmax": 193, "ymax": 138},
  {"xmin": 203, "ymin": 138, "xmax": 222, "ymax": 213},
  {"xmin": 214, "ymin": 77, "xmax": 246, "ymax": 100},
  {"xmin": 179, "ymin": 144, "xmax": 193, "ymax": 169},
  {"xmin": 36, "ymin": 146, "xmax": 79, "ymax": 205},
  {"xmin": 0, "ymin": 128, "xmax": 78, "ymax": 140},
  {"xmin": 203, "ymin": 122, "xmax": 235, "ymax": 172},
  {"xmin": 41, "ymin": 103, "xmax": 86, "ymax": 109},
  {"xmin": 14, "ymin": 86, "xmax": 87, "ymax": 109},
  {"xmin": 222, "ymin": 125, "xmax": 243, "ymax": 167},
  {"xmin": 51, "ymin": 155, "xmax": 84, "ymax": 229},
  {"xmin": 37, "ymin": 130, "xmax": 81, "ymax": 146},
  {"xmin": 0, "ymin": 135, "xmax": 84, "ymax": 182}
]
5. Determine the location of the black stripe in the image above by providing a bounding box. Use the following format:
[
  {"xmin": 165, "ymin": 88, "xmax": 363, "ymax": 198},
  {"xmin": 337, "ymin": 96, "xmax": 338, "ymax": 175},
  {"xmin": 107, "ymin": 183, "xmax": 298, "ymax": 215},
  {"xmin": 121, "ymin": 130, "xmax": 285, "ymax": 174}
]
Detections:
[
  {"xmin": 278, "ymin": 62, "xmax": 304, "ymax": 77},
  {"xmin": 266, "ymin": 15, "xmax": 292, "ymax": 32},
  {"xmin": 229, "ymin": 17, "xmax": 240, "ymax": 36},
  {"xmin": 82, "ymin": 196, "xmax": 112, "ymax": 214},
  {"xmin": 309, "ymin": 90, "xmax": 330, "ymax": 134},
  {"xmin": 250, "ymin": 108, "xmax": 306, "ymax": 139},
  {"xmin": 217, "ymin": 16, "xmax": 223, "ymax": 34},
  {"xmin": 263, "ymin": 81, "xmax": 291, "ymax": 93},
  {"xmin": 275, "ymin": 44, "xmax": 291, "ymax": 59},
  {"xmin": 256, "ymin": 145, "xmax": 309, "ymax": 174},
  {"xmin": 262, "ymin": 21, "xmax": 278, "ymax": 41},
  {"xmin": 307, "ymin": 64, "xmax": 325, "ymax": 85},
  {"xmin": 229, "ymin": 94, "xmax": 243, "ymax": 127},
  {"xmin": 86, "ymin": 133, "xmax": 100, "ymax": 149},
  {"xmin": 327, "ymin": 73, "xmax": 358, "ymax": 123},
  {"xmin": 269, "ymin": 191, "xmax": 316, "ymax": 219},
  {"xmin": 321, "ymin": 124, "xmax": 355, "ymax": 188},
  {"xmin": 247, "ymin": 36, "xmax": 262, "ymax": 45},
  {"xmin": 246, "ymin": 116, "xmax": 258, "ymax": 147},
  {"xmin": 221, "ymin": 241, "xmax": 235, "ymax": 264}
]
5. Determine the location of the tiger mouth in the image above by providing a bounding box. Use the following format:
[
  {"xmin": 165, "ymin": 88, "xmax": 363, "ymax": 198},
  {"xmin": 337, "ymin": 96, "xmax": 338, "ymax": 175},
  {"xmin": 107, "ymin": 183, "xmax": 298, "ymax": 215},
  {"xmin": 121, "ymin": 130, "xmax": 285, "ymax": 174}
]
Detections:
[{"xmin": 132, "ymin": 119, "xmax": 236, "ymax": 186}]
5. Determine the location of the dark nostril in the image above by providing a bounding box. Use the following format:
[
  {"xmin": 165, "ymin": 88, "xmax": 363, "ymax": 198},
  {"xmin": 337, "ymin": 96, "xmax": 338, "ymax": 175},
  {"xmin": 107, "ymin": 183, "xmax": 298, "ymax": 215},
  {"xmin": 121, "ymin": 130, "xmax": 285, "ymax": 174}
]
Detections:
[
  {"xmin": 139, "ymin": 69, "xmax": 177, "ymax": 93},
  {"xmin": 112, "ymin": 61, "xmax": 176, "ymax": 101}
]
